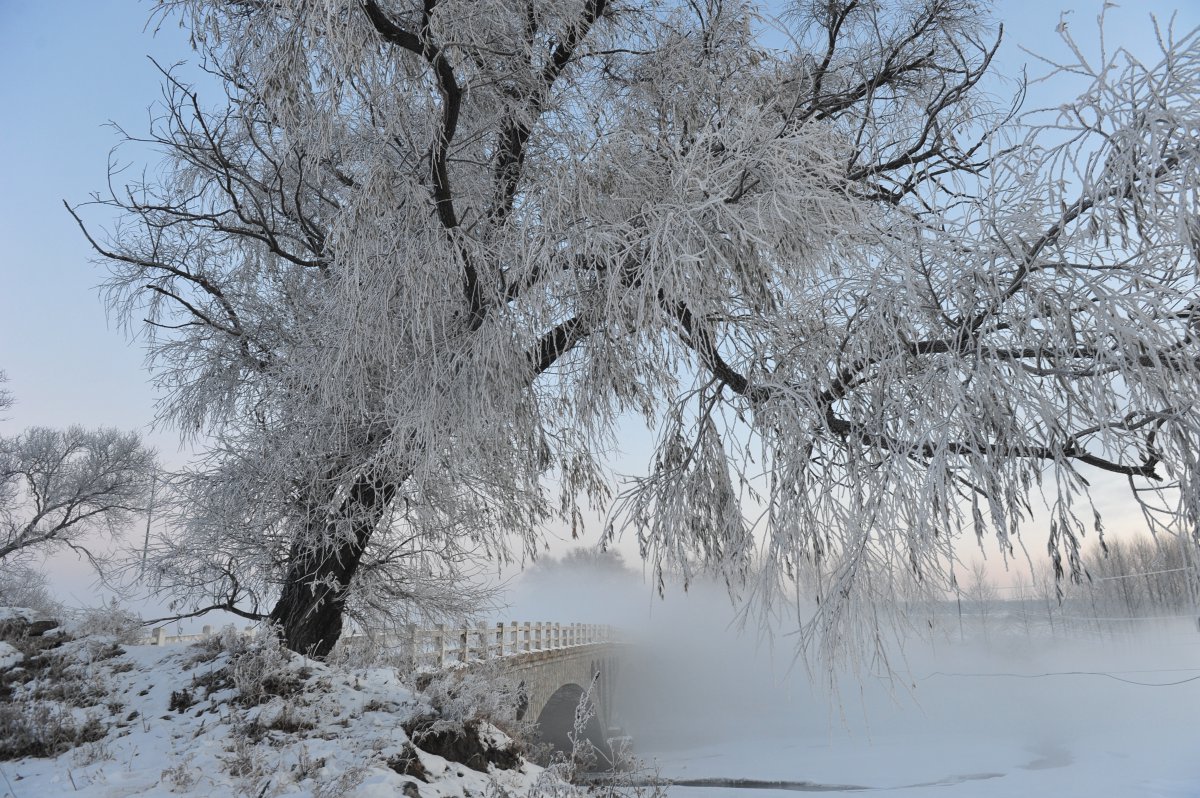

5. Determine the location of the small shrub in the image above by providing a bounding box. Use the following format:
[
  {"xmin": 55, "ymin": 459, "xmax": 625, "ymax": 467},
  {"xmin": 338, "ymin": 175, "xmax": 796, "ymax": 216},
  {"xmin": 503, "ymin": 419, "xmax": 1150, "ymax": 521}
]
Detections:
[
  {"xmin": 293, "ymin": 746, "xmax": 326, "ymax": 781},
  {"xmin": 236, "ymin": 720, "xmax": 269, "ymax": 745},
  {"xmin": 0, "ymin": 701, "xmax": 104, "ymax": 760},
  {"xmin": 226, "ymin": 632, "xmax": 301, "ymax": 707},
  {"xmin": 362, "ymin": 697, "xmax": 400, "ymax": 714},
  {"xmin": 169, "ymin": 688, "xmax": 197, "ymax": 713},
  {"xmin": 0, "ymin": 641, "xmax": 112, "ymax": 710},
  {"xmin": 71, "ymin": 719, "xmax": 114, "ymax": 766},
  {"xmin": 253, "ymin": 669, "xmax": 305, "ymax": 703},
  {"xmin": 311, "ymin": 762, "xmax": 369, "ymax": 798},
  {"xmin": 0, "ymin": 615, "xmax": 64, "ymax": 670},
  {"xmin": 410, "ymin": 662, "xmax": 534, "ymax": 747},
  {"xmin": 189, "ymin": 665, "xmax": 234, "ymax": 699},
  {"xmin": 183, "ymin": 624, "xmax": 251, "ymax": 667},
  {"xmin": 71, "ymin": 599, "xmax": 143, "ymax": 644},
  {"xmin": 402, "ymin": 664, "xmax": 532, "ymax": 774},
  {"xmin": 223, "ymin": 730, "xmax": 270, "ymax": 788},
  {"xmin": 24, "ymin": 657, "xmax": 108, "ymax": 708},
  {"xmin": 161, "ymin": 754, "xmax": 199, "ymax": 792},
  {"xmin": 182, "ymin": 627, "xmax": 308, "ymax": 708},
  {"xmin": 406, "ymin": 718, "xmax": 523, "ymax": 773},
  {"xmin": 266, "ymin": 701, "xmax": 315, "ymax": 734}
]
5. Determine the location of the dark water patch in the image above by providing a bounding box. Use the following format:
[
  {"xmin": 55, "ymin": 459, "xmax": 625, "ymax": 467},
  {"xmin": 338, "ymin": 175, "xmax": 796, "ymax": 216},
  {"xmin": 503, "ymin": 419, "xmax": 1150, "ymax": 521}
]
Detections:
[
  {"xmin": 582, "ymin": 771, "xmax": 1006, "ymax": 793},
  {"xmin": 673, "ymin": 777, "xmax": 871, "ymax": 792}
]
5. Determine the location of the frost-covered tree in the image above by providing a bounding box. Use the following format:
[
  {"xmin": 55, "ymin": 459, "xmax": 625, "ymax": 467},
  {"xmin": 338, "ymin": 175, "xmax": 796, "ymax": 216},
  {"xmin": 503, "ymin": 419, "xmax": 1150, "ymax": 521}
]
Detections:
[
  {"xmin": 524, "ymin": 547, "xmax": 636, "ymax": 584},
  {"xmin": 0, "ymin": 377, "xmax": 157, "ymax": 571},
  {"xmin": 73, "ymin": 0, "xmax": 1200, "ymax": 658},
  {"xmin": 1077, "ymin": 536, "xmax": 1199, "ymax": 617}
]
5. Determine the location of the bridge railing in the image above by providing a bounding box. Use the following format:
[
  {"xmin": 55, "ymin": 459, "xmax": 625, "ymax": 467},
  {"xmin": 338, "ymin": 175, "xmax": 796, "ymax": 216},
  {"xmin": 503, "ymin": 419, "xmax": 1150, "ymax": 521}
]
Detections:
[
  {"xmin": 140, "ymin": 620, "xmax": 619, "ymax": 670},
  {"xmin": 140, "ymin": 624, "xmax": 257, "ymax": 647},
  {"xmin": 390, "ymin": 621, "xmax": 618, "ymax": 670}
]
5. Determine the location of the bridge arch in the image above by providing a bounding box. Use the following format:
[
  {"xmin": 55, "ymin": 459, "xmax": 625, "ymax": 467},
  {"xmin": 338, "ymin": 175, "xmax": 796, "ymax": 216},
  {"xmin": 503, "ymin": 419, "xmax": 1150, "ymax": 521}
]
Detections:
[
  {"xmin": 376, "ymin": 623, "xmax": 626, "ymax": 763},
  {"xmin": 501, "ymin": 646, "xmax": 624, "ymax": 764},
  {"xmin": 534, "ymin": 682, "xmax": 610, "ymax": 762}
]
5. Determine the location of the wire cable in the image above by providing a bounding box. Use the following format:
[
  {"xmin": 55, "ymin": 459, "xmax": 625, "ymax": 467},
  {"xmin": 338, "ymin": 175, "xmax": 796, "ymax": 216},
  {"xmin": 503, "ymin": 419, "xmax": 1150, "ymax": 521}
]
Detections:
[{"xmin": 921, "ymin": 669, "xmax": 1200, "ymax": 687}]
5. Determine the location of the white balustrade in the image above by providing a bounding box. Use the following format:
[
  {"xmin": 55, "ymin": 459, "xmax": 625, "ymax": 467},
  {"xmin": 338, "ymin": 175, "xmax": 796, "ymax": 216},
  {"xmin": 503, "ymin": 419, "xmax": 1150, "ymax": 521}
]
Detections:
[
  {"xmin": 402, "ymin": 621, "xmax": 617, "ymax": 669},
  {"xmin": 139, "ymin": 618, "xmax": 620, "ymax": 669}
]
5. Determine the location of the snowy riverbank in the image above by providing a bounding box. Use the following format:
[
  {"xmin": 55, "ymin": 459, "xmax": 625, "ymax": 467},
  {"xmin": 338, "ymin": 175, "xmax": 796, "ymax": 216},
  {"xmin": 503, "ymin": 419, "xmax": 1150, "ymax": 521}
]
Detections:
[{"xmin": 0, "ymin": 609, "xmax": 558, "ymax": 798}]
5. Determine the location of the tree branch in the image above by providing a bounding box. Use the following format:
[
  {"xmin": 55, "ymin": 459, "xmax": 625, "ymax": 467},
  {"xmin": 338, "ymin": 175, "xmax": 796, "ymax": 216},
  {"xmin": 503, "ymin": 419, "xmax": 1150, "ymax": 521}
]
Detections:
[{"xmin": 361, "ymin": 0, "xmax": 483, "ymax": 329}]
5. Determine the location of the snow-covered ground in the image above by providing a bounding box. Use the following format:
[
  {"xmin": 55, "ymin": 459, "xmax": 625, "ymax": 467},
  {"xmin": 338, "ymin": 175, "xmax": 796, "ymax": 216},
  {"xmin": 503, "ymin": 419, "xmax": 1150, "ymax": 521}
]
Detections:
[{"xmin": 0, "ymin": 613, "xmax": 550, "ymax": 798}]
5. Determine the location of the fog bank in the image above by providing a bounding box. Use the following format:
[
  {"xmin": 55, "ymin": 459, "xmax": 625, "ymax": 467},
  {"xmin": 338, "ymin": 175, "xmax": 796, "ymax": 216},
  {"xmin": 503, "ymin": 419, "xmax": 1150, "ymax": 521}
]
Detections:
[{"xmin": 503, "ymin": 550, "xmax": 1200, "ymax": 793}]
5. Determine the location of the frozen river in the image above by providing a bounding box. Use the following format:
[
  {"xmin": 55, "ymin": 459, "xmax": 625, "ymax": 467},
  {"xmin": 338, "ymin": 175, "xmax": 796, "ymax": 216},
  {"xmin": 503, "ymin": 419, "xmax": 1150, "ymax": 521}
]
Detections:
[
  {"xmin": 624, "ymin": 621, "xmax": 1200, "ymax": 797},
  {"xmin": 644, "ymin": 724, "xmax": 1197, "ymax": 797}
]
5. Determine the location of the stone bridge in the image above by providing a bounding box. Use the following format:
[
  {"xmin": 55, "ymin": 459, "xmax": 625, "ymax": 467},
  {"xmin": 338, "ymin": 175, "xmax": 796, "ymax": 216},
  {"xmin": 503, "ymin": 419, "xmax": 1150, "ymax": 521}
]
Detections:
[
  {"xmin": 147, "ymin": 620, "xmax": 627, "ymax": 758},
  {"xmin": 405, "ymin": 622, "xmax": 626, "ymax": 759}
]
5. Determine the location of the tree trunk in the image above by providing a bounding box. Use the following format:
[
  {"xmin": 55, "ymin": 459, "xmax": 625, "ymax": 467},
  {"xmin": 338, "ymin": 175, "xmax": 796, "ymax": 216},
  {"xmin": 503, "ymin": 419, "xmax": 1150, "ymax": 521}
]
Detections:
[{"xmin": 268, "ymin": 472, "xmax": 395, "ymax": 658}]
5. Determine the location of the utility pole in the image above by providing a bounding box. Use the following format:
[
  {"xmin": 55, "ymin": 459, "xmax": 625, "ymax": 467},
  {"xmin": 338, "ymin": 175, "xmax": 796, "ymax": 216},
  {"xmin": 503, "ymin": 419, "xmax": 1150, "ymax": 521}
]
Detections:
[{"xmin": 141, "ymin": 468, "xmax": 157, "ymax": 576}]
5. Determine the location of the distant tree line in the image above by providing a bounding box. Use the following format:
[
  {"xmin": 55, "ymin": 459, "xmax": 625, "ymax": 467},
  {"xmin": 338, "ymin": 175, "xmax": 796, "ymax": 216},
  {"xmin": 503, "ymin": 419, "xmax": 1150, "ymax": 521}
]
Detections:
[
  {"xmin": 935, "ymin": 535, "xmax": 1200, "ymax": 643},
  {"xmin": 1074, "ymin": 536, "xmax": 1199, "ymax": 619}
]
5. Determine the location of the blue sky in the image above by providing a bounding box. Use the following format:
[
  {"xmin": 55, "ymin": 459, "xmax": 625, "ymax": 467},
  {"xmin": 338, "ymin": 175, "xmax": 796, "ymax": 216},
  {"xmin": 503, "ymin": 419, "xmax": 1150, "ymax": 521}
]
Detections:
[
  {"xmin": 0, "ymin": 1, "xmax": 1196, "ymax": 606},
  {"xmin": 0, "ymin": 2, "xmax": 196, "ymax": 453}
]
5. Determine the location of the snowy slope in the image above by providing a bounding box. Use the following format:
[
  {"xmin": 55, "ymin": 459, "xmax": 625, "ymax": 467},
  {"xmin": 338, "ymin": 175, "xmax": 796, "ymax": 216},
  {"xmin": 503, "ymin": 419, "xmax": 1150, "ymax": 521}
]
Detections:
[{"xmin": 0, "ymin": 621, "xmax": 553, "ymax": 798}]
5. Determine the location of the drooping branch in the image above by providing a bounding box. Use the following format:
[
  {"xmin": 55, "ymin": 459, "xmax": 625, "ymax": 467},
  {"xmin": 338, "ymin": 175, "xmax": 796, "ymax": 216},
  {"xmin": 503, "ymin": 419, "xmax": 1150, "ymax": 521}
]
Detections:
[
  {"xmin": 661, "ymin": 295, "xmax": 1166, "ymax": 480},
  {"xmin": 361, "ymin": 0, "xmax": 484, "ymax": 330},
  {"xmin": 490, "ymin": 0, "xmax": 609, "ymax": 227}
]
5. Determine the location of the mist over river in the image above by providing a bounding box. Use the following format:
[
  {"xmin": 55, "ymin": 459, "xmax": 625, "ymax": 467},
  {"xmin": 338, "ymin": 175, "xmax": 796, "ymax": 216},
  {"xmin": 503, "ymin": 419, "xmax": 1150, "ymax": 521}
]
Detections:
[
  {"xmin": 506, "ymin": 558, "xmax": 1200, "ymax": 797},
  {"xmin": 623, "ymin": 616, "xmax": 1200, "ymax": 797}
]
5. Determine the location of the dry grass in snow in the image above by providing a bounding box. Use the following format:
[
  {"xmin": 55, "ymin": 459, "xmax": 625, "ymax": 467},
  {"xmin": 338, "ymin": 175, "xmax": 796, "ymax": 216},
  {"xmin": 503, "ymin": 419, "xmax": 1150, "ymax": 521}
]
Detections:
[{"xmin": 0, "ymin": 609, "xmax": 560, "ymax": 798}]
